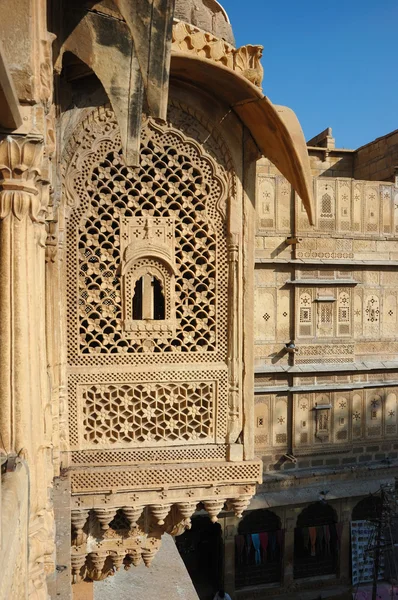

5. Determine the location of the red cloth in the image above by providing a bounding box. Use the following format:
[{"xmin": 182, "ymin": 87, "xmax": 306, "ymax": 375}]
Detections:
[
  {"xmin": 309, "ymin": 526, "xmax": 317, "ymax": 556},
  {"xmin": 259, "ymin": 532, "xmax": 268, "ymax": 563}
]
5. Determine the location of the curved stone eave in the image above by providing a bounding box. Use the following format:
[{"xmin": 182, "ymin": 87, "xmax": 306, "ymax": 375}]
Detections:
[{"xmin": 170, "ymin": 51, "xmax": 314, "ymax": 225}]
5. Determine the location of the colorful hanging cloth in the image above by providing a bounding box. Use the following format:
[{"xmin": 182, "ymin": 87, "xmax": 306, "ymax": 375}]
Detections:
[
  {"xmin": 302, "ymin": 526, "xmax": 310, "ymax": 551},
  {"xmin": 269, "ymin": 531, "xmax": 277, "ymax": 559},
  {"xmin": 251, "ymin": 533, "xmax": 261, "ymax": 565},
  {"xmin": 309, "ymin": 526, "xmax": 317, "ymax": 556},
  {"xmin": 276, "ymin": 529, "xmax": 284, "ymax": 552},
  {"xmin": 245, "ymin": 534, "xmax": 252, "ymax": 564},
  {"xmin": 316, "ymin": 525, "xmax": 325, "ymax": 554},
  {"xmin": 235, "ymin": 535, "xmax": 245, "ymax": 564},
  {"xmin": 259, "ymin": 532, "xmax": 269, "ymax": 563},
  {"xmin": 323, "ymin": 524, "xmax": 331, "ymax": 555}
]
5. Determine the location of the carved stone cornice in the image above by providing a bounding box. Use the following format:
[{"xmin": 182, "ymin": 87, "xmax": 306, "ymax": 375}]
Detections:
[
  {"xmin": 172, "ymin": 21, "xmax": 264, "ymax": 88},
  {"xmin": 0, "ymin": 136, "xmax": 44, "ymax": 221}
]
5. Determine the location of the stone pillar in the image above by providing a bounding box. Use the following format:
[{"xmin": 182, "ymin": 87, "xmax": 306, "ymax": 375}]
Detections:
[
  {"xmin": 0, "ymin": 135, "xmax": 53, "ymax": 599},
  {"xmin": 282, "ymin": 514, "xmax": 296, "ymax": 588},
  {"xmin": 223, "ymin": 516, "xmax": 238, "ymax": 598},
  {"xmin": 339, "ymin": 507, "xmax": 352, "ymax": 583}
]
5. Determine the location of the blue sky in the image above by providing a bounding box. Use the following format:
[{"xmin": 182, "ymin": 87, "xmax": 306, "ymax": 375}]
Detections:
[{"xmin": 224, "ymin": 0, "xmax": 397, "ymax": 149}]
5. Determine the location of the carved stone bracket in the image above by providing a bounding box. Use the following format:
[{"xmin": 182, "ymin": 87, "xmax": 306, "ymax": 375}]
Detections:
[
  {"xmin": 70, "ymin": 489, "xmax": 257, "ymax": 583},
  {"xmin": 0, "ymin": 136, "xmax": 44, "ymax": 222},
  {"xmin": 172, "ymin": 22, "xmax": 264, "ymax": 89}
]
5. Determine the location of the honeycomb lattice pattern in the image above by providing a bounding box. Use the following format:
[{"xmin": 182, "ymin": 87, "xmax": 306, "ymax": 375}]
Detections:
[
  {"xmin": 65, "ymin": 106, "xmax": 229, "ymax": 366},
  {"xmin": 70, "ymin": 462, "xmax": 262, "ymax": 493},
  {"xmin": 82, "ymin": 381, "xmax": 214, "ymax": 446},
  {"xmin": 70, "ymin": 445, "xmax": 227, "ymax": 465},
  {"xmin": 64, "ymin": 104, "xmax": 233, "ymax": 453},
  {"xmin": 69, "ymin": 369, "xmax": 228, "ymax": 449}
]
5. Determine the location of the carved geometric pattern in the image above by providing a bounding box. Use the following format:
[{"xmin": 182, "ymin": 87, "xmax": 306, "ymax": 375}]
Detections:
[
  {"xmin": 365, "ymin": 296, "xmax": 380, "ymax": 323},
  {"xmin": 70, "ymin": 446, "xmax": 227, "ymax": 465},
  {"xmin": 70, "ymin": 369, "xmax": 227, "ymax": 449},
  {"xmin": 70, "ymin": 462, "xmax": 262, "ymax": 493},
  {"xmin": 79, "ymin": 146, "xmax": 218, "ymax": 354},
  {"xmin": 81, "ymin": 381, "xmax": 214, "ymax": 446},
  {"xmin": 65, "ymin": 106, "xmax": 229, "ymax": 366}
]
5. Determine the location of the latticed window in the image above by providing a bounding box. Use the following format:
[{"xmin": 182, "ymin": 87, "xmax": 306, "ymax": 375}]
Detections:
[
  {"xmin": 321, "ymin": 193, "xmax": 332, "ymax": 216},
  {"xmin": 64, "ymin": 105, "xmax": 234, "ymax": 449}
]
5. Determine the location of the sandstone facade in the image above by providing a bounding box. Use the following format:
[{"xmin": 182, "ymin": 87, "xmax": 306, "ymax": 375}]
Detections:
[{"xmin": 0, "ymin": 1, "xmax": 315, "ymax": 599}]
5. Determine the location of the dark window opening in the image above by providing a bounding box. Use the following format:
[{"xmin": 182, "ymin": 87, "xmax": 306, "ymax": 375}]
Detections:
[
  {"xmin": 153, "ymin": 277, "xmax": 165, "ymax": 320},
  {"xmin": 132, "ymin": 275, "xmax": 165, "ymax": 320},
  {"xmin": 133, "ymin": 277, "xmax": 143, "ymax": 320}
]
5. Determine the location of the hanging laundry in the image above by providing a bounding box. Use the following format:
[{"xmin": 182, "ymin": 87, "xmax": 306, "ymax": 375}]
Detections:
[
  {"xmin": 276, "ymin": 529, "xmax": 284, "ymax": 553},
  {"xmin": 302, "ymin": 526, "xmax": 310, "ymax": 551},
  {"xmin": 269, "ymin": 531, "xmax": 277, "ymax": 559},
  {"xmin": 251, "ymin": 533, "xmax": 261, "ymax": 565},
  {"xmin": 245, "ymin": 534, "xmax": 253, "ymax": 564},
  {"xmin": 309, "ymin": 526, "xmax": 317, "ymax": 557},
  {"xmin": 316, "ymin": 525, "xmax": 325, "ymax": 554},
  {"xmin": 323, "ymin": 524, "xmax": 331, "ymax": 555},
  {"xmin": 235, "ymin": 535, "xmax": 245, "ymax": 564},
  {"xmin": 259, "ymin": 532, "xmax": 269, "ymax": 563}
]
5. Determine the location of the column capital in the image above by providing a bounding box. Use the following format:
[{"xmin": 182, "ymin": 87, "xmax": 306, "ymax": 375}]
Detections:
[{"xmin": 0, "ymin": 135, "xmax": 44, "ymax": 221}]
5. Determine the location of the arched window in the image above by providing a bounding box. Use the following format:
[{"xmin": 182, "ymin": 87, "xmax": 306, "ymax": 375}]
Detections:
[
  {"xmin": 235, "ymin": 510, "xmax": 282, "ymax": 588},
  {"xmin": 132, "ymin": 275, "xmax": 165, "ymax": 321},
  {"xmin": 352, "ymin": 495, "xmax": 381, "ymax": 521},
  {"xmin": 294, "ymin": 502, "xmax": 339, "ymax": 580}
]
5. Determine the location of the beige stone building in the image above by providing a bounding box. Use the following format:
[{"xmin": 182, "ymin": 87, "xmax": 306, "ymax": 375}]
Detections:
[
  {"xmin": 183, "ymin": 128, "xmax": 398, "ymax": 599},
  {"xmin": 0, "ymin": 1, "xmax": 319, "ymax": 599},
  {"xmin": 1, "ymin": 0, "xmax": 397, "ymax": 598}
]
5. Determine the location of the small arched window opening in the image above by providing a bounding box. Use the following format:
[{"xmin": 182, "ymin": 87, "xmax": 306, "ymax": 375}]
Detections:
[{"xmin": 132, "ymin": 274, "xmax": 165, "ymax": 320}]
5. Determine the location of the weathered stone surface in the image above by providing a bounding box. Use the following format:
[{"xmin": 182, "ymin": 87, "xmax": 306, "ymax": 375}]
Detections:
[{"xmin": 94, "ymin": 534, "xmax": 199, "ymax": 600}]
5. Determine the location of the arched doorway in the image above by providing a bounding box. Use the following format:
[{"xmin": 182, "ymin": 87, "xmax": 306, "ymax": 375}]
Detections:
[
  {"xmin": 175, "ymin": 515, "xmax": 223, "ymax": 600},
  {"xmin": 294, "ymin": 502, "xmax": 340, "ymax": 580},
  {"xmin": 235, "ymin": 509, "xmax": 283, "ymax": 589},
  {"xmin": 352, "ymin": 495, "xmax": 381, "ymax": 521}
]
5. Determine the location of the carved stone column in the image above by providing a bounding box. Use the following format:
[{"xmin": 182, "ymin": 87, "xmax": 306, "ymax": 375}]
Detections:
[
  {"xmin": 0, "ymin": 135, "xmax": 53, "ymax": 599},
  {"xmin": 282, "ymin": 514, "xmax": 296, "ymax": 588},
  {"xmin": 227, "ymin": 232, "xmax": 241, "ymax": 445}
]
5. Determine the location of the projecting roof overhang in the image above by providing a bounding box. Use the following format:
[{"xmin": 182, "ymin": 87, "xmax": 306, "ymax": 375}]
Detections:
[
  {"xmin": 0, "ymin": 42, "xmax": 22, "ymax": 130},
  {"xmin": 170, "ymin": 52, "xmax": 314, "ymax": 225}
]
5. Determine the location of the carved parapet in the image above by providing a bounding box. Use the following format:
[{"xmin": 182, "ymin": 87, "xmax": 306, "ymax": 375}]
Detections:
[
  {"xmin": 172, "ymin": 21, "xmax": 264, "ymax": 88},
  {"xmin": 0, "ymin": 136, "xmax": 45, "ymax": 221}
]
